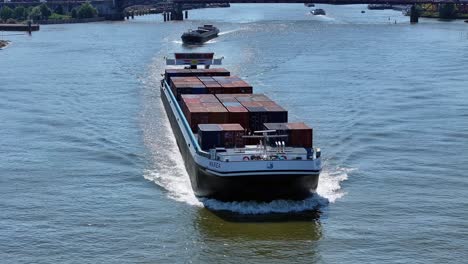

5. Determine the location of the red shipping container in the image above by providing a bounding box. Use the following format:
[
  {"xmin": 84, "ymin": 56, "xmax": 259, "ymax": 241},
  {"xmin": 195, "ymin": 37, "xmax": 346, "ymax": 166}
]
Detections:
[
  {"xmin": 219, "ymin": 124, "xmax": 245, "ymax": 148},
  {"xmin": 234, "ymin": 94, "xmax": 272, "ymax": 102},
  {"xmin": 240, "ymin": 101, "xmax": 263, "ymax": 108},
  {"xmin": 225, "ymin": 107, "xmax": 249, "ymax": 129},
  {"xmin": 215, "ymin": 94, "xmax": 238, "ymax": 103},
  {"xmin": 165, "ymin": 68, "xmax": 230, "ymax": 81},
  {"xmin": 287, "ymin": 123, "xmax": 313, "ymax": 148}
]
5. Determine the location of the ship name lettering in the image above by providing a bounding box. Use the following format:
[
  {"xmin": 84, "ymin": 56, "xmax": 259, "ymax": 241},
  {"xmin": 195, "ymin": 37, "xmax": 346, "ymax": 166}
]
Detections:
[{"xmin": 209, "ymin": 161, "xmax": 221, "ymax": 168}]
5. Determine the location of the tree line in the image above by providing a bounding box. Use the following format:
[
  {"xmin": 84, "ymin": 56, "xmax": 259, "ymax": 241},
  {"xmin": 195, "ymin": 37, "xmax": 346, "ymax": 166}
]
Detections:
[{"xmin": 0, "ymin": 2, "xmax": 99, "ymax": 23}]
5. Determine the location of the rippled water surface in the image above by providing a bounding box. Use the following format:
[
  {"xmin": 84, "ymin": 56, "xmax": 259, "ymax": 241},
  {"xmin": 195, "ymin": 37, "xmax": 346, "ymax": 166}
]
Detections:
[{"xmin": 1, "ymin": 4, "xmax": 468, "ymax": 263}]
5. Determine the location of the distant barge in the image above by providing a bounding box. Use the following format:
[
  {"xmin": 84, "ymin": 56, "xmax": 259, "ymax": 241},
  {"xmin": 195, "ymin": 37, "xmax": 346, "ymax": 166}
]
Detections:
[
  {"xmin": 181, "ymin": 25, "xmax": 219, "ymax": 44},
  {"xmin": 0, "ymin": 40, "xmax": 10, "ymax": 49},
  {"xmin": 311, "ymin": 9, "xmax": 326, "ymax": 15},
  {"xmin": 160, "ymin": 53, "xmax": 322, "ymax": 201}
]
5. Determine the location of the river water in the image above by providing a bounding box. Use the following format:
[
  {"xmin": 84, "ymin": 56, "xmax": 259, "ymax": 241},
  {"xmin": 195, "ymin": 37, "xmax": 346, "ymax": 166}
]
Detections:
[{"xmin": 1, "ymin": 4, "xmax": 468, "ymax": 263}]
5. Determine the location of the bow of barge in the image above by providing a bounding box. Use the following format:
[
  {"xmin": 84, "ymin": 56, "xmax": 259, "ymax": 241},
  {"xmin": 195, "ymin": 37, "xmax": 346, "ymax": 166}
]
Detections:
[{"xmin": 160, "ymin": 53, "xmax": 322, "ymax": 202}]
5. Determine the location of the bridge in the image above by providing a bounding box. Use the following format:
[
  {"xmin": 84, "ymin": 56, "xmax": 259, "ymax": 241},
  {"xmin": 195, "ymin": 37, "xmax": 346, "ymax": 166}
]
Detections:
[
  {"xmin": 167, "ymin": 0, "xmax": 462, "ymax": 21},
  {"xmin": 1, "ymin": 0, "xmax": 464, "ymax": 22}
]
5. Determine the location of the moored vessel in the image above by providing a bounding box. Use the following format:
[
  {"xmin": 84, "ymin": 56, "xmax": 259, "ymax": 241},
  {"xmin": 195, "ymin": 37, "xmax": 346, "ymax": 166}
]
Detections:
[
  {"xmin": 311, "ymin": 9, "xmax": 326, "ymax": 15},
  {"xmin": 160, "ymin": 53, "xmax": 322, "ymax": 202},
  {"xmin": 181, "ymin": 25, "xmax": 220, "ymax": 44}
]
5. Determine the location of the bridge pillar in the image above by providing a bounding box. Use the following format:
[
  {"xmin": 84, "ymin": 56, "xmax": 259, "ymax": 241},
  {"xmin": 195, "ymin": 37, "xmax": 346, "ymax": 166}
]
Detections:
[
  {"xmin": 172, "ymin": 3, "xmax": 184, "ymax": 21},
  {"xmin": 410, "ymin": 5, "xmax": 419, "ymax": 23},
  {"xmin": 185, "ymin": 10, "xmax": 188, "ymax": 19},
  {"xmin": 163, "ymin": 12, "xmax": 167, "ymax": 22}
]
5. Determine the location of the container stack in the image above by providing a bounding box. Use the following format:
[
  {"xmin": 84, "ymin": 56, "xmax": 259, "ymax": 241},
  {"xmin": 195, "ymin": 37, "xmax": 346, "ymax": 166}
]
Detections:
[
  {"xmin": 198, "ymin": 123, "xmax": 245, "ymax": 150},
  {"xmin": 168, "ymin": 74, "xmax": 252, "ymax": 101},
  {"xmin": 181, "ymin": 94, "xmax": 229, "ymax": 132},
  {"xmin": 170, "ymin": 77, "xmax": 207, "ymax": 100},
  {"xmin": 263, "ymin": 122, "xmax": 313, "ymax": 148},
  {"xmin": 234, "ymin": 94, "xmax": 288, "ymax": 132},
  {"xmin": 215, "ymin": 94, "xmax": 250, "ymax": 129},
  {"xmin": 165, "ymin": 68, "xmax": 230, "ymax": 82},
  {"xmin": 211, "ymin": 76, "xmax": 253, "ymax": 94},
  {"xmin": 220, "ymin": 124, "xmax": 245, "ymax": 148}
]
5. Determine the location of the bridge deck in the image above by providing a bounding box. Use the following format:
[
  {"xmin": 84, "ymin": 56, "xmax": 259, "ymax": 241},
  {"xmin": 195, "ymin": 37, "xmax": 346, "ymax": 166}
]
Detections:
[{"xmin": 172, "ymin": 0, "xmax": 462, "ymax": 4}]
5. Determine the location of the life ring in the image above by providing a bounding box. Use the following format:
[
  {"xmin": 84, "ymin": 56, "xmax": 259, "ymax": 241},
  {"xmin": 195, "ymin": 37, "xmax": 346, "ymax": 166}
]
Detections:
[{"xmin": 243, "ymin": 156, "xmax": 250, "ymax": 161}]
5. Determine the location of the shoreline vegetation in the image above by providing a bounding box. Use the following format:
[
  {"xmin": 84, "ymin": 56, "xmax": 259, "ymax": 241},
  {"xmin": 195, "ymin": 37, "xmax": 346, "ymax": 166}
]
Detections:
[
  {"xmin": 0, "ymin": 2, "xmax": 99, "ymax": 25},
  {"xmin": 0, "ymin": 2, "xmax": 230, "ymax": 25},
  {"xmin": 417, "ymin": 3, "xmax": 468, "ymax": 19},
  {"xmin": 369, "ymin": 3, "xmax": 468, "ymax": 19}
]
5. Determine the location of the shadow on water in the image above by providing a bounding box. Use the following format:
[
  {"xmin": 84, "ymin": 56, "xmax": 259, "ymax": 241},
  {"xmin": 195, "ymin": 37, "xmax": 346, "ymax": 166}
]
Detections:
[
  {"xmin": 195, "ymin": 208, "xmax": 323, "ymax": 241},
  {"xmin": 207, "ymin": 208, "xmax": 322, "ymax": 223},
  {"xmin": 182, "ymin": 42, "xmax": 215, "ymax": 49}
]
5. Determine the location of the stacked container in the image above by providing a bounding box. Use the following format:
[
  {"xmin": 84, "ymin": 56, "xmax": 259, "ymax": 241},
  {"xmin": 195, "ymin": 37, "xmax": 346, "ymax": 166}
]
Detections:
[
  {"xmin": 181, "ymin": 94, "xmax": 229, "ymax": 132},
  {"xmin": 165, "ymin": 68, "xmax": 230, "ymax": 82},
  {"xmin": 263, "ymin": 122, "xmax": 313, "ymax": 148},
  {"xmin": 167, "ymin": 73, "xmax": 252, "ymax": 100},
  {"xmin": 211, "ymin": 76, "xmax": 253, "ymax": 94},
  {"xmin": 170, "ymin": 77, "xmax": 206, "ymax": 100},
  {"xmin": 233, "ymin": 94, "xmax": 288, "ymax": 132},
  {"xmin": 288, "ymin": 122, "xmax": 313, "ymax": 148},
  {"xmin": 219, "ymin": 124, "xmax": 245, "ymax": 148},
  {"xmin": 198, "ymin": 124, "xmax": 245, "ymax": 150}
]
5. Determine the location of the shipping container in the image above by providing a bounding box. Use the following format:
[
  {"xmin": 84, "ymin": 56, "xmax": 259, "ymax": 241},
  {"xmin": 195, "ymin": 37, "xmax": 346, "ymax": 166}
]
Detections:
[
  {"xmin": 245, "ymin": 106, "xmax": 288, "ymax": 132},
  {"xmin": 219, "ymin": 124, "xmax": 245, "ymax": 148},
  {"xmin": 181, "ymin": 95, "xmax": 229, "ymax": 132},
  {"xmin": 170, "ymin": 77, "xmax": 207, "ymax": 100},
  {"xmin": 216, "ymin": 94, "xmax": 240, "ymax": 103},
  {"xmin": 287, "ymin": 122, "xmax": 313, "ymax": 148},
  {"xmin": 263, "ymin": 122, "xmax": 313, "ymax": 148},
  {"xmin": 234, "ymin": 94, "xmax": 272, "ymax": 103},
  {"xmin": 198, "ymin": 123, "xmax": 245, "ymax": 150},
  {"xmin": 165, "ymin": 68, "xmax": 230, "ymax": 81},
  {"xmin": 222, "ymin": 102, "xmax": 250, "ymax": 130},
  {"xmin": 211, "ymin": 76, "xmax": 253, "ymax": 94},
  {"xmin": 198, "ymin": 124, "xmax": 223, "ymax": 150}
]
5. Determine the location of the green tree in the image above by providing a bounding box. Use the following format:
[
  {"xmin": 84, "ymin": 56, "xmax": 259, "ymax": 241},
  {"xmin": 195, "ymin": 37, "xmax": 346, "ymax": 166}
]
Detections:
[
  {"xmin": 71, "ymin": 8, "xmax": 77, "ymax": 19},
  {"xmin": 39, "ymin": 3, "xmax": 52, "ymax": 19},
  {"xmin": 77, "ymin": 2, "xmax": 98, "ymax": 19},
  {"xmin": 29, "ymin": 6, "xmax": 42, "ymax": 21},
  {"xmin": 439, "ymin": 3, "xmax": 457, "ymax": 19},
  {"xmin": 55, "ymin": 5, "xmax": 64, "ymax": 15},
  {"xmin": 13, "ymin": 6, "xmax": 26, "ymax": 21},
  {"xmin": 0, "ymin": 6, "xmax": 14, "ymax": 21}
]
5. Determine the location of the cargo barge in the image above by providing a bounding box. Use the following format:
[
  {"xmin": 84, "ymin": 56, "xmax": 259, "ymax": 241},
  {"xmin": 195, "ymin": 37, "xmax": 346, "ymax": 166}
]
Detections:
[
  {"xmin": 181, "ymin": 25, "xmax": 219, "ymax": 44},
  {"xmin": 160, "ymin": 53, "xmax": 322, "ymax": 201}
]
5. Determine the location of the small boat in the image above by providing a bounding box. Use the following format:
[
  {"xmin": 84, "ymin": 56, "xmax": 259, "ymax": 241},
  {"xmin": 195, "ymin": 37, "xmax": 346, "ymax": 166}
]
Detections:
[
  {"xmin": 304, "ymin": 3, "xmax": 315, "ymax": 7},
  {"xmin": 181, "ymin": 25, "xmax": 219, "ymax": 45},
  {"xmin": 0, "ymin": 40, "xmax": 10, "ymax": 50},
  {"xmin": 311, "ymin": 9, "xmax": 326, "ymax": 15}
]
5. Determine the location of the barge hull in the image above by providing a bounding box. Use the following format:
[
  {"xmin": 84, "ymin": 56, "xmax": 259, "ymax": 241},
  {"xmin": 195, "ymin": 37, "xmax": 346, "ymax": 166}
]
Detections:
[
  {"xmin": 182, "ymin": 34, "xmax": 218, "ymax": 44},
  {"xmin": 161, "ymin": 86, "xmax": 319, "ymax": 202}
]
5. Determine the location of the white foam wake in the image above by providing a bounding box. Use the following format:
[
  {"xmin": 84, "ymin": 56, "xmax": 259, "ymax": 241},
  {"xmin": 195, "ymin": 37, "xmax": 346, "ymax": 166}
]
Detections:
[
  {"xmin": 144, "ymin": 154, "xmax": 351, "ymax": 214},
  {"xmin": 199, "ymin": 168, "xmax": 350, "ymax": 214},
  {"xmin": 218, "ymin": 29, "xmax": 241, "ymax": 36}
]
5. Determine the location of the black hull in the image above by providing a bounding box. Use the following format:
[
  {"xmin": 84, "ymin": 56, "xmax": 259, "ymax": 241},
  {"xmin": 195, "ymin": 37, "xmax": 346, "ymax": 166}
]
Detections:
[
  {"xmin": 181, "ymin": 33, "xmax": 218, "ymax": 44},
  {"xmin": 161, "ymin": 87, "xmax": 319, "ymax": 202}
]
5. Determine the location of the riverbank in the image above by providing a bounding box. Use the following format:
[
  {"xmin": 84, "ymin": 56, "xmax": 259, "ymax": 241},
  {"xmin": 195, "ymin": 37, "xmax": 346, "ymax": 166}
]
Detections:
[
  {"xmin": 36, "ymin": 17, "xmax": 105, "ymax": 25},
  {"xmin": 0, "ymin": 40, "xmax": 10, "ymax": 49}
]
